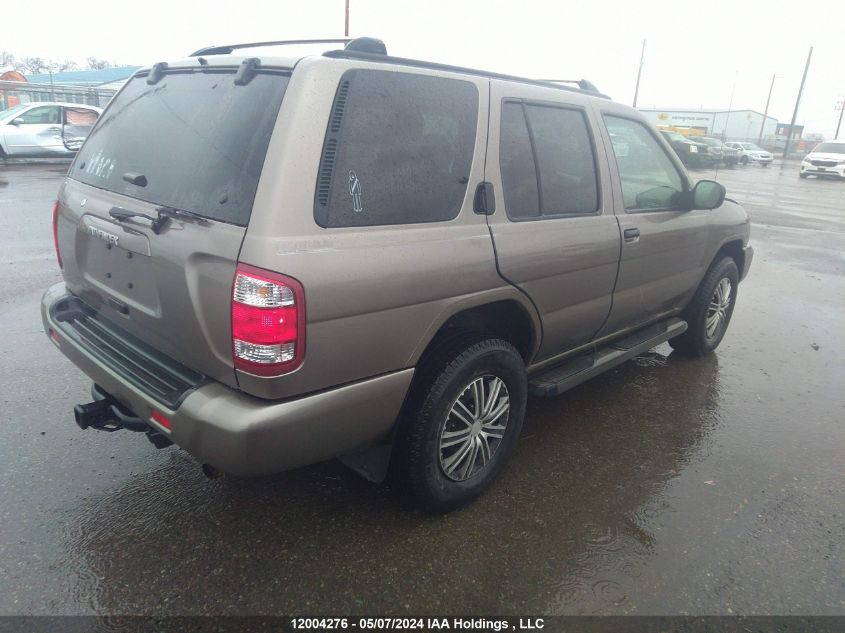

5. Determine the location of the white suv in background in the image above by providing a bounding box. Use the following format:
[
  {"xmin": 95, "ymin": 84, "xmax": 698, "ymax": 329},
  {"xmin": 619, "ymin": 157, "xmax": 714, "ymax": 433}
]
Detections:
[
  {"xmin": 725, "ymin": 142, "xmax": 773, "ymax": 166},
  {"xmin": 800, "ymin": 140, "xmax": 845, "ymax": 179}
]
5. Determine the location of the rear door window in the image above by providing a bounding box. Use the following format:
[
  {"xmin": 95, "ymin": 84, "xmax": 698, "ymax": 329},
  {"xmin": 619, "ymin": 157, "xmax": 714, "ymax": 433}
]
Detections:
[
  {"xmin": 71, "ymin": 70, "xmax": 289, "ymax": 226},
  {"xmin": 314, "ymin": 69, "xmax": 479, "ymax": 227},
  {"xmin": 499, "ymin": 101, "xmax": 599, "ymax": 220}
]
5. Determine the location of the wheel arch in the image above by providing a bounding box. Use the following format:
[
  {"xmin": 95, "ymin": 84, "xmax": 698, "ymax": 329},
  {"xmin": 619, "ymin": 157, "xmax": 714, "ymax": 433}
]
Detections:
[
  {"xmin": 713, "ymin": 238, "xmax": 745, "ymax": 275},
  {"xmin": 407, "ymin": 292, "xmax": 541, "ymax": 368}
]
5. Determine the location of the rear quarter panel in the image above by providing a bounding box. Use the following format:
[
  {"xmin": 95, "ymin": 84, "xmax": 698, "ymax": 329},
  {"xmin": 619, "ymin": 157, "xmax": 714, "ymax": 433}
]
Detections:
[{"xmin": 237, "ymin": 57, "xmax": 527, "ymax": 399}]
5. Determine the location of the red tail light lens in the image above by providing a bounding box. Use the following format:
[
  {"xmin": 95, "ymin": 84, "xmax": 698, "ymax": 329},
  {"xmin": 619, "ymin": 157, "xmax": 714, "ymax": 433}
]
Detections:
[
  {"xmin": 52, "ymin": 200, "xmax": 63, "ymax": 269},
  {"xmin": 151, "ymin": 410, "xmax": 172, "ymax": 430},
  {"xmin": 231, "ymin": 264, "xmax": 305, "ymax": 376}
]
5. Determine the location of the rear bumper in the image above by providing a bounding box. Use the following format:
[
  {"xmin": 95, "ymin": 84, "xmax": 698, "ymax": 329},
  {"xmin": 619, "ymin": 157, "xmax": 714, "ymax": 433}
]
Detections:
[
  {"xmin": 740, "ymin": 245, "xmax": 754, "ymax": 282},
  {"xmin": 41, "ymin": 283, "xmax": 414, "ymax": 475}
]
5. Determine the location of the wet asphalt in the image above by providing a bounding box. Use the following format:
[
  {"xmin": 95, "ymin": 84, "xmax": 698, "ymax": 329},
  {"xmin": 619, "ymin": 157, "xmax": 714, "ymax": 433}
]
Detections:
[{"xmin": 0, "ymin": 159, "xmax": 843, "ymax": 616}]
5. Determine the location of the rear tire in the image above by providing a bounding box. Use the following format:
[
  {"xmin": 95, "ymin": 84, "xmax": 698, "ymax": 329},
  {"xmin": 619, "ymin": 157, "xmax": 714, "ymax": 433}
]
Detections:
[
  {"xmin": 740, "ymin": 156, "xmax": 748, "ymax": 165},
  {"xmin": 799, "ymin": 172, "xmax": 808, "ymax": 179},
  {"xmin": 396, "ymin": 335, "xmax": 527, "ymax": 514},
  {"xmin": 669, "ymin": 257, "xmax": 739, "ymax": 357}
]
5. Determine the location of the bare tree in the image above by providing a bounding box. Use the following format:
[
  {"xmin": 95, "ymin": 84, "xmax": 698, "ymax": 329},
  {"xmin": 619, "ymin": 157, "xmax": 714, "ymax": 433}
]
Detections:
[
  {"xmin": 17, "ymin": 57, "xmax": 51, "ymax": 74},
  {"xmin": 1, "ymin": 51, "xmax": 16, "ymax": 68},
  {"xmin": 53, "ymin": 59, "xmax": 78, "ymax": 72},
  {"xmin": 86, "ymin": 57, "xmax": 115, "ymax": 70}
]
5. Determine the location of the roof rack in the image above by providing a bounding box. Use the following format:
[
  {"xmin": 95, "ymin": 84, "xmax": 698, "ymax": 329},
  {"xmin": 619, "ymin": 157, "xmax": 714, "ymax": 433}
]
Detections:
[
  {"xmin": 537, "ymin": 78, "xmax": 602, "ymax": 94},
  {"xmin": 323, "ymin": 48, "xmax": 608, "ymax": 98},
  {"xmin": 190, "ymin": 38, "xmax": 352, "ymax": 57},
  {"xmin": 188, "ymin": 36, "xmax": 606, "ymax": 98}
]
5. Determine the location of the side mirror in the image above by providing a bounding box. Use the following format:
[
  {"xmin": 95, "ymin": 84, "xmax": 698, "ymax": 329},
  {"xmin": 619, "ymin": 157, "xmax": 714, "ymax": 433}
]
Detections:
[
  {"xmin": 10, "ymin": 117, "xmax": 24, "ymax": 126},
  {"xmin": 691, "ymin": 179, "xmax": 726, "ymax": 210}
]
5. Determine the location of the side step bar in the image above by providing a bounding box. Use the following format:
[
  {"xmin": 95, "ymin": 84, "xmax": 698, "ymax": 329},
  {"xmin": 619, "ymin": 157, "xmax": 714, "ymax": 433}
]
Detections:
[{"xmin": 528, "ymin": 318, "xmax": 687, "ymax": 397}]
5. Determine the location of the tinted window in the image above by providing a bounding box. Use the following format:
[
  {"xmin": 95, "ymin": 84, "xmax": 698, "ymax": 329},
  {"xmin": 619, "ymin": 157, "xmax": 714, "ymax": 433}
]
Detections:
[
  {"xmin": 527, "ymin": 105, "xmax": 599, "ymax": 215},
  {"xmin": 315, "ymin": 70, "xmax": 478, "ymax": 228},
  {"xmin": 604, "ymin": 116, "xmax": 684, "ymax": 211},
  {"xmin": 499, "ymin": 102, "xmax": 598, "ymax": 219},
  {"xmin": 71, "ymin": 71, "xmax": 289, "ymax": 226},
  {"xmin": 499, "ymin": 102, "xmax": 539, "ymax": 218}
]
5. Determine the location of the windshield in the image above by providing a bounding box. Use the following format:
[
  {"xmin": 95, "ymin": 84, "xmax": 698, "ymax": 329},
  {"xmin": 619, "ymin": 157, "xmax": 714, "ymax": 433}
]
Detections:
[
  {"xmin": 740, "ymin": 143, "xmax": 763, "ymax": 151},
  {"xmin": 812, "ymin": 142, "xmax": 845, "ymax": 155},
  {"xmin": 0, "ymin": 104, "xmax": 29, "ymax": 121},
  {"xmin": 665, "ymin": 132, "xmax": 687, "ymax": 142},
  {"xmin": 71, "ymin": 70, "xmax": 290, "ymax": 226}
]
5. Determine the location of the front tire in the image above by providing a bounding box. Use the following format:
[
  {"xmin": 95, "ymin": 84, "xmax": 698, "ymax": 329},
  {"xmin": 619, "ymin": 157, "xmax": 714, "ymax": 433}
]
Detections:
[
  {"xmin": 799, "ymin": 172, "xmax": 808, "ymax": 179},
  {"xmin": 669, "ymin": 257, "xmax": 739, "ymax": 357},
  {"xmin": 396, "ymin": 336, "xmax": 527, "ymax": 513},
  {"xmin": 740, "ymin": 155, "xmax": 749, "ymax": 165}
]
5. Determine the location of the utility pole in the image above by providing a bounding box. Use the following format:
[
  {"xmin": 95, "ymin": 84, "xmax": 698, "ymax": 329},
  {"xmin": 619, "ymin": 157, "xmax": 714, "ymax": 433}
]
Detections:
[
  {"xmin": 836, "ymin": 97, "xmax": 844, "ymax": 140},
  {"xmin": 758, "ymin": 74, "xmax": 777, "ymax": 145},
  {"xmin": 783, "ymin": 46, "xmax": 813, "ymax": 159},
  {"xmin": 721, "ymin": 73, "xmax": 737, "ymax": 140},
  {"xmin": 344, "ymin": 0, "xmax": 350, "ymax": 37},
  {"xmin": 632, "ymin": 40, "xmax": 645, "ymax": 108}
]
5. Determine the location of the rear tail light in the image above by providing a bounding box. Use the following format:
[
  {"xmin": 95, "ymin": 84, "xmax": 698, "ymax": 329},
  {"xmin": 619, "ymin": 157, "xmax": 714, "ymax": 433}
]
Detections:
[
  {"xmin": 231, "ymin": 263, "xmax": 305, "ymax": 376},
  {"xmin": 52, "ymin": 200, "xmax": 63, "ymax": 269}
]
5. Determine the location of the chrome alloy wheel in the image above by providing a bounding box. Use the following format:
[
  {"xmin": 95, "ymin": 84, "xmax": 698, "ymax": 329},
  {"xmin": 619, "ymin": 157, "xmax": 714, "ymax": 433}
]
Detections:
[
  {"xmin": 438, "ymin": 375, "xmax": 510, "ymax": 482},
  {"xmin": 706, "ymin": 277, "xmax": 732, "ymax": 340}
]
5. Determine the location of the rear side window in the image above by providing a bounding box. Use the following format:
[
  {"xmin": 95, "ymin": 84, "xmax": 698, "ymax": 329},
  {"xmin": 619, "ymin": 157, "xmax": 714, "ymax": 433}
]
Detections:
[
  {"xmin": 314, "ymin": 70, "xmax": 479, "ymax": 227},
  {"xmin": 499, "ymin": 102, "xmax": 599, "ymax": 220},
  {"xmin": 71, "ymin": 70, "xmax": 289, "ymax": 226}
]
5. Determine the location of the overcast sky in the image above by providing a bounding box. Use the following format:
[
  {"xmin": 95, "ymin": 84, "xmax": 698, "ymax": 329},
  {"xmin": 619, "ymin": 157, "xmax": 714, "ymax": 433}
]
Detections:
[{"xmin": 5, "ymin": 0, "xmax": 844, "ymax": 137}]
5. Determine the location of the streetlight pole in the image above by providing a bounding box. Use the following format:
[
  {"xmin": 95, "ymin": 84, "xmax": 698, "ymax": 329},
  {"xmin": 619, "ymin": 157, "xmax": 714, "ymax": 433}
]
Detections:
[
  {"xmin": 632, "ymin": 39, "xmax": 645, "ymax": 108},
  {"xmin": 344, "ymin": 0, "xmax": 350, "ymax": 37},
  {"xmin": 836, "ymin": 98, "xmax": 844, "ymax": 140},
  {"xmin": 758, "ymin": 74, "xmax": 777, "ymax": 145},
  {"xmin": 783, "ymin": 46, "xmax": 813, "ymax": 159}
]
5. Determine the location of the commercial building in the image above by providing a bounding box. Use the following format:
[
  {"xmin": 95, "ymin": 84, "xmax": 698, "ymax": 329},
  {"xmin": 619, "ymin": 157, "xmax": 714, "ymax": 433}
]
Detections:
[{"xmin": 638, "ymin": 108, "xmax": 780, "ymax": 142}]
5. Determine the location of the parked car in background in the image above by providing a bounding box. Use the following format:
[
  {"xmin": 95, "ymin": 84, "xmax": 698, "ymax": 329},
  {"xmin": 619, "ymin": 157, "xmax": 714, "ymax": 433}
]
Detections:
[
  {"xmin": 724, "ymin": 142, "xmax": 773, "ymax": 166},
  {"xmin": 696, "ymin": 137, "xmax": 739, "ymax": 166},
  {"xmin": 0, "ymin": 102, "xmax": 102, "ymax": 158},
  {"xmin": 659, "ymin": 130, "xmax": 712, "ymax": 167},
  {"xmin": 799, "ymin": 140, "xmax": 845, "ymax": 179}
]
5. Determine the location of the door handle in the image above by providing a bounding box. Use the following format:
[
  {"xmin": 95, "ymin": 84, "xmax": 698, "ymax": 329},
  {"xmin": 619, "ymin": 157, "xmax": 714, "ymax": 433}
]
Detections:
[{"xmin": 623, "ymin": 228, "xmax": 640, "ymax": 242}]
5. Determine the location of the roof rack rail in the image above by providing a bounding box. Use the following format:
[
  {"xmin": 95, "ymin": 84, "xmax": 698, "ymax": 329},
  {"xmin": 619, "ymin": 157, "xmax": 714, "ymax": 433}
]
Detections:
[
  {"xmin": 323, "ymin": 48, "xmax": 608, "ymax": 99},
  {"xmin": 190, "ymin": 38, "xmax": 352, "ymax": 57},
  {"xmin": 537, "ymin": 78, "xmax": 602, "ymax": 93}
]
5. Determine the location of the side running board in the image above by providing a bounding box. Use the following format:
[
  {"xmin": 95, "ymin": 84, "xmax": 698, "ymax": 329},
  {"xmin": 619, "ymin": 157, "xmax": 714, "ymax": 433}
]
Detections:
[{"xmin": 528, "ymin": 318, "xmax": 687, "ymax": 397}]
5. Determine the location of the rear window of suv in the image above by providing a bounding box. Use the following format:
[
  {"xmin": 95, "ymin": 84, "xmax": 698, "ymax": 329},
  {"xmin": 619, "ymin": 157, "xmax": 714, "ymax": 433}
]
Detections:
[
  {"xmin": 71, "ymin": 69, "xmax": 289, "ymax": 226},
  {"xmin": 314, "ymin": 69, "xmax": 479, "ymax": 228}
]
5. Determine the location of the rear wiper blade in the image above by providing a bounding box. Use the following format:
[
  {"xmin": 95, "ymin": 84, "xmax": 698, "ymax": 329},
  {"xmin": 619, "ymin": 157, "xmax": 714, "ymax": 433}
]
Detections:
[
  {"xmin": 109, "ymin": 207, "xmax": 168, "ymax": 234},
  {"xmin": 155, "ymin": 206, "xmax": 211, "ymax": 226}
]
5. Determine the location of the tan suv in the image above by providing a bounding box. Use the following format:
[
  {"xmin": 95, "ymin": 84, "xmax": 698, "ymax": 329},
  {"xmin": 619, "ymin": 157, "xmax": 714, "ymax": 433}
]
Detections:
[{"xmin": 41, "ymin": 38, "xmax": 753, "ymax": 512}]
